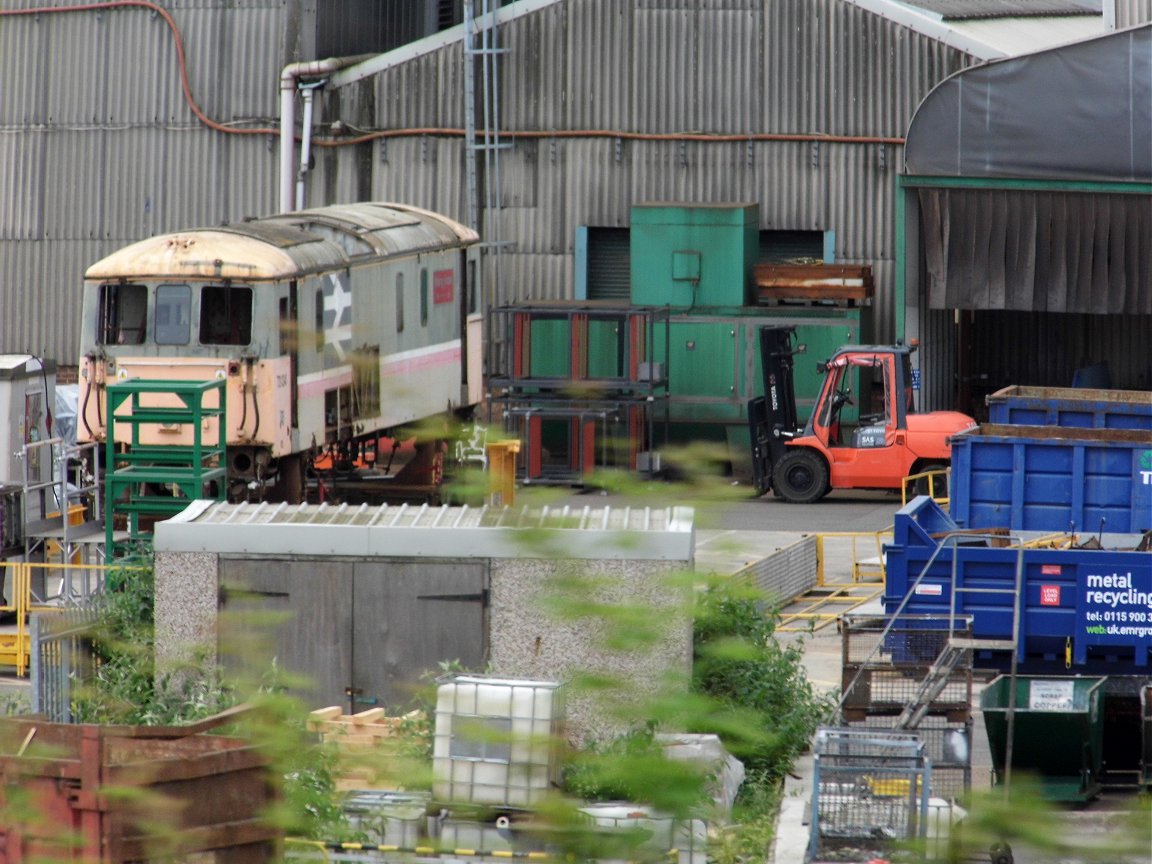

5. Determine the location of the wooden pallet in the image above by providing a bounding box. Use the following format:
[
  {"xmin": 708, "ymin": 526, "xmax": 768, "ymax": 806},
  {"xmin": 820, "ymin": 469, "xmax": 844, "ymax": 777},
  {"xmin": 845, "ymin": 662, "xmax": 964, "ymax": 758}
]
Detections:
[{"xmin": 307, "ymin": 706, "xmax": 425, "ymax": 791}]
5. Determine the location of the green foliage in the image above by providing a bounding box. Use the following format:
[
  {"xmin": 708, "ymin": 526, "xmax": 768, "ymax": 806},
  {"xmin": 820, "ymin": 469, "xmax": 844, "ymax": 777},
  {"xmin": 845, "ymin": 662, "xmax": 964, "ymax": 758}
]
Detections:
[
  {"xmin": 239, "ymin": 689, "xmax": 353, "ymax": 842},
  {"xmin": 562, "ymin": 721, "xmax": 663, "ymax": 802},
  {"xmin": 684, "ymin": 557, "xmax": 837, "ymax": 864},
  {"xmin": 73, "ymin": 550, "xmax": 233, "ymax": 726},
  {"xmin": 71, "ymin": 553, "xmax": 354, "ymax": 842},
  {"xmin": 708, "ymin": 772, "xmax": 783, "ymax": 864},
  {"xmin": 556, "ymin": 570, "xmax": 833, "ymax": 862},
  {"xmin": 562, "ymin": 721, "xmax": 717, "ymax": 823},
  {"xmin": 692, "ymin": 576, "xmax": 834, "ymax": 781}
]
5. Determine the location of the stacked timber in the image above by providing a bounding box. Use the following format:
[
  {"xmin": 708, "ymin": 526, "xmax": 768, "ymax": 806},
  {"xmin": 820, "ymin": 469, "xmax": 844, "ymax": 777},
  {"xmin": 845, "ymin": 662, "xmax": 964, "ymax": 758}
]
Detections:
[{"xmin": 308, "ymin": 706, "xmax": 426, "ymax": 791}]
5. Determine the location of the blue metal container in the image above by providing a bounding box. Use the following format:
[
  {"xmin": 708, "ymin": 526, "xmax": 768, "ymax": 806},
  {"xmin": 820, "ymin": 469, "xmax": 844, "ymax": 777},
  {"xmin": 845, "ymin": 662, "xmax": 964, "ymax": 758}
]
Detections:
[
  {"xmin": 985, "ymin": 385, "xmax": 1152, "ymax": 430},
  {"xmin": 950, "ymin": 424, "xmax": 1152, "ymax": 534},
  {"xmin": 884, "ymin": 497, "xmax": 1152, "ymax": 669}
]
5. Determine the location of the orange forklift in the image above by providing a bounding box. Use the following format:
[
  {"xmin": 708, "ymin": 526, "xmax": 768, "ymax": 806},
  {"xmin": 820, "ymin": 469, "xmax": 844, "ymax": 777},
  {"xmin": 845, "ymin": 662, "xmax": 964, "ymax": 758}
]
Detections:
[{"xmin": 749, "ymin": 326, "xmax": 977, "ymax": 503}]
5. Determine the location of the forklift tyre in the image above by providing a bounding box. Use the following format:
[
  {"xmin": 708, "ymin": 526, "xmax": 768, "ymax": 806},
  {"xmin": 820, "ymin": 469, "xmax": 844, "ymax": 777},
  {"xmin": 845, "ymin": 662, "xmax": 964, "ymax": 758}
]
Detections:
[
  {"xmin": 772, "ymin": 449, "xmax": 829, "ymax": 504},
  {"xmin": 914, "ymin": 462, "xmax": 950, "ymax": 498},
  {"xmin": 988, "ymin": 842, "xmax": 1013, "ymax": 864}
]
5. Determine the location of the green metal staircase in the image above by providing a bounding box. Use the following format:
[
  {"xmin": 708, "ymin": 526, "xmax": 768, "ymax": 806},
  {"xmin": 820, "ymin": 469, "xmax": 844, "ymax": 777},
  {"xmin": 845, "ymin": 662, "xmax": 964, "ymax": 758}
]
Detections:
[{"xmin": 104, "ymin": 379, "xmax": 227, "ymax": 558}]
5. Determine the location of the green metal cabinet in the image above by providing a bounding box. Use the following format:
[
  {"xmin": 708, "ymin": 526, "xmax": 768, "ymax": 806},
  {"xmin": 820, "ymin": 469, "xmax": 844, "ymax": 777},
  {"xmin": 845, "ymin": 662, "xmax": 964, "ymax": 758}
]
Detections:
[
  {"xmin": 524, "ymin": 314, "xmax": 632, "ymax": 382},
  {"xmin": 657, "ymin": 311, "xmax": 863, "ymax": 428},
  {"xmin": 630, "ymin": 204, "xmax": 759, "ymax": 307},
  {"xmin": 663, "ymin": 319, "xmax": 740, "ymax": 422}
]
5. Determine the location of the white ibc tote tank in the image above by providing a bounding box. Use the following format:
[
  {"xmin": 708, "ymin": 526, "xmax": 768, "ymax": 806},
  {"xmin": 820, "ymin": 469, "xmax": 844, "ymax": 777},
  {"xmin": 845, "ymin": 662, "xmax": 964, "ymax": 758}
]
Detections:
[{"xmin": 433, "ymin": 675, "xmax": 564, "ymax": 807}]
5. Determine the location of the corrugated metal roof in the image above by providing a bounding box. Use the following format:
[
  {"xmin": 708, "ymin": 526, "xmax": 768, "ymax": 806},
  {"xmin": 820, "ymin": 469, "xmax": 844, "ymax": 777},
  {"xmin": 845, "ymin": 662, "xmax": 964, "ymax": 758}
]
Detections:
[
  {"xmin": 943, "ymin": 13, "xmax": 1108, "ymax": 53},
  {"xmin": 903, "ymin": 0, "xmax": 1100, "ymax": 19},
  {"xmin": 153, "ymin": 499, "xmax": 696, "ymax": 561},
  {"xmin": 846, "ymin": 0, "xmax": 1106, "ymax": 58}
]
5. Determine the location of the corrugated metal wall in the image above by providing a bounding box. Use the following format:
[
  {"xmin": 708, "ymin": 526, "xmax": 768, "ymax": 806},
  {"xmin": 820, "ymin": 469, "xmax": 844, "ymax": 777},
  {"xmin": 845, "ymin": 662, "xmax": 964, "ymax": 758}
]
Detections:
[
  {"xmin": 313, "ymin": 0, "xmax": 977, "ymax": 345},
  {"xmin": 0, "ymin": 0, "xmax": 981, "ymax": 365},
  {"xmin": 12, "ymin": 0, "xmax": 1105, "ymax": 370},
  {"xmin": 1115, "ymin": 0, "xmax": 1152, "ymax": 29},
  {"xmin": 316, "ymin": 0, "xmax": 455, "ymax": 57},
  {"xmin": 0, "ymin": 1, "xmax": 297, "ymax": 364}
]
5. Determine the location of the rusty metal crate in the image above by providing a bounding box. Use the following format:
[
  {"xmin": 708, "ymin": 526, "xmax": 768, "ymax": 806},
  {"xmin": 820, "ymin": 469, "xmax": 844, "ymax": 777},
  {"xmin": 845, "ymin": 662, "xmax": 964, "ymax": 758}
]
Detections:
[
  {"xmin": 0, "ymin": 707, "xmax": 280, "ymax": 862},
  {"xmin": 842, "ymin": 714, "xmax": 973, "ymax": 801}
]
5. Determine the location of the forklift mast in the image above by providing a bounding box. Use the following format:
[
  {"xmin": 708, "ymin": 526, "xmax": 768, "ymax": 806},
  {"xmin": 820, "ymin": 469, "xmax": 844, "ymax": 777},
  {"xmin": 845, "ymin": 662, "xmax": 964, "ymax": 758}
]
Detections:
[{"xmin": 748, "ymin": 325, "xmax": 802, "ymax": 495}]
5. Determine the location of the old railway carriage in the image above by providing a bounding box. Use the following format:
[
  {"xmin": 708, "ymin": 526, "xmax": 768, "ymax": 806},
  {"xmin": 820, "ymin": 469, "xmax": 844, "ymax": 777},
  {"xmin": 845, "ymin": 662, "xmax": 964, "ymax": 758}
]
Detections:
[{"xmin": 78, "ymin": 202, "xmax": 482, "ymax": 501}]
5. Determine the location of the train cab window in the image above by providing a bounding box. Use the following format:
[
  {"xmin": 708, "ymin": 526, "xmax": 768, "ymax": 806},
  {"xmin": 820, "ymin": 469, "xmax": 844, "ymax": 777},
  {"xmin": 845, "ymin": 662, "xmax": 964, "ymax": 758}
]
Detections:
[
  {"xmin": 199, "ymin": 284, "xmax": 252, "ymax": 345},
  {"xmin": 395, "ymin": 273, "xmax": 405, "ymax": 333},
  {"xmin": 98, "ymin": 282, "xmax": 148, "ymax": 345},
  {"xmin": 419, "ymin": 268, "xmax": 429, "ymax": 327},
  {"xmin": 155, "ymin": 284, "xmax": 192, "ymax": 345}
]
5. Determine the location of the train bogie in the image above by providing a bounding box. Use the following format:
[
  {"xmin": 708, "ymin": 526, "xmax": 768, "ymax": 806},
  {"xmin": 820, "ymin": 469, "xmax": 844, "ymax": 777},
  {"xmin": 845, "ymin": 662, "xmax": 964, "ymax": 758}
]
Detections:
[{"xmin": 77, "ymin": 202, "xmax": 480, "ymax": 499}]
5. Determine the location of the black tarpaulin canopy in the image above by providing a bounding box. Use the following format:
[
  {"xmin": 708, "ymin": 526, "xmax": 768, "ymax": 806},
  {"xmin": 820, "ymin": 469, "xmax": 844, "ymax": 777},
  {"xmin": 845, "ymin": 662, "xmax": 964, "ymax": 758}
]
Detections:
[
  {"xmin": 905, "ymin": 24, "xmax": 1152, "ymax": 313},
  {"xmin": 907, "ymin": 24, "xmax": 1151, "ymax": 181}
]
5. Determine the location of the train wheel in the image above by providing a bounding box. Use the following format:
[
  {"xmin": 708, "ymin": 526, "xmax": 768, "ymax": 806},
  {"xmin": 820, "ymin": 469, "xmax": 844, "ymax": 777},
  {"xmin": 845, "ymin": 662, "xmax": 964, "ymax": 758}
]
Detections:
[{"xmin": 772, "ymin": 449, "xmax": 829, "ymax": 504}]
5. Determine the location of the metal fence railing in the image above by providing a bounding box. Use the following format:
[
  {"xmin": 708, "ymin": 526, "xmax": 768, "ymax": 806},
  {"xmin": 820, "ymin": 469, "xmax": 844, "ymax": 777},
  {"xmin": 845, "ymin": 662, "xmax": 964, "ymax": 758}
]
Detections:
[{"xmin": 30, "ymin": 604, "xmax": 102, "ymax": 723}]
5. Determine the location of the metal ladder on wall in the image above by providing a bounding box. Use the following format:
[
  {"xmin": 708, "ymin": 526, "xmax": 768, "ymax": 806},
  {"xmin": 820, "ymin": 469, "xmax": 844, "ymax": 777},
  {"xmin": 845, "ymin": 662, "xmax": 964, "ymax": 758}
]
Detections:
[
  {"xmin": 463, "ymin": 0, "xmax": 511, "ymax": 365},
  {"xmin": 837, "ymin": 531, "xmax": 1023, "ymax": 731},
  {"xmin": 893, "ymin": 534, "xmax": 1024, "ymax": 730}
]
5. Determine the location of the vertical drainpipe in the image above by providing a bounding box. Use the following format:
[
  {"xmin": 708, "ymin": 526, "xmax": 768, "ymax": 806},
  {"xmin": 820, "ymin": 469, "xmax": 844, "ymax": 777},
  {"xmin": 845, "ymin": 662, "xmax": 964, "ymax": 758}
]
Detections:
[
  {"xmin": 296, "ymin": 82, "xmax": 326, "ymax": 211},
  {"xmin": 279, "ymin": 59, "xmax": 348, "ymax": 214}
]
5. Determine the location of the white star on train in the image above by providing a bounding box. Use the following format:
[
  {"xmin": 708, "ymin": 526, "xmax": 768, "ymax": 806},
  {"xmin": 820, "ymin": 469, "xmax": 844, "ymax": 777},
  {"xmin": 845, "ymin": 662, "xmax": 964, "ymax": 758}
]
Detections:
[{"xmin": 324, "ymin": 273, "xmax": 352, "ymax": 361}]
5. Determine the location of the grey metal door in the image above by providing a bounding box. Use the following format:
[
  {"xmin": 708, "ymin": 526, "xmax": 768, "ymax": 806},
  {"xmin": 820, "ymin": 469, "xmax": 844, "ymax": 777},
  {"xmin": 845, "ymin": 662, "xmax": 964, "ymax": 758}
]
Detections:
[{"xmin": 219, "ymin": 557, "xmax": 488, "ymax": 713}]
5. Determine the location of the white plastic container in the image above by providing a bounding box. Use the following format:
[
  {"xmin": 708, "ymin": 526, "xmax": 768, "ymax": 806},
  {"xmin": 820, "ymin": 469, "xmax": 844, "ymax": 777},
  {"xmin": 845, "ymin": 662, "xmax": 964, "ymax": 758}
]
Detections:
[
  {"xmin": 433, "ymin": 675, "xmax": 564, "ymax": 807},
  {"xmin": 341, "ymin": 790, "xmax": 430, "ymax": 847},
  {"xmin": 578, "ymin": 803, "xmax": 707, "ymax": 864}
]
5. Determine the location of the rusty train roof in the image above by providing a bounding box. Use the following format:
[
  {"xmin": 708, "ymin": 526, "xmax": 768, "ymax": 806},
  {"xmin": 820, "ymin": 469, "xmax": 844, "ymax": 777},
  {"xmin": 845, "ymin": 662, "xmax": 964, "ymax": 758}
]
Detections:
[{"xmin": 85, "ymin": 202, "xmax": 479, "ymax": 282}]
